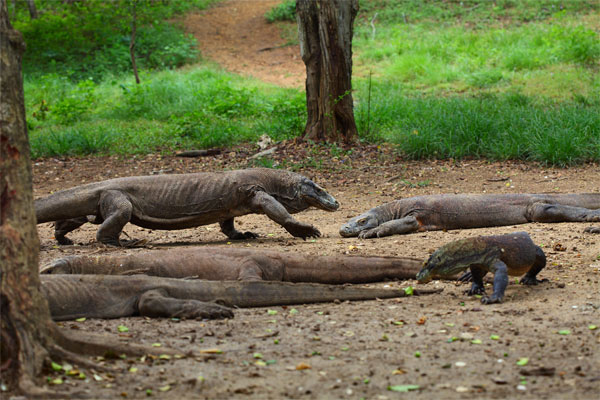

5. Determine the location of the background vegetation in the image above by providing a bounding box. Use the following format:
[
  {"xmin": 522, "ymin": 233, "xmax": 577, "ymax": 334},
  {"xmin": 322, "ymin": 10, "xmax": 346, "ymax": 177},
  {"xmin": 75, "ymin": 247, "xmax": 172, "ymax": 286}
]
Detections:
[{"xmin": 12, "ymin": 0, "xmax": 600, "ymax": 165}]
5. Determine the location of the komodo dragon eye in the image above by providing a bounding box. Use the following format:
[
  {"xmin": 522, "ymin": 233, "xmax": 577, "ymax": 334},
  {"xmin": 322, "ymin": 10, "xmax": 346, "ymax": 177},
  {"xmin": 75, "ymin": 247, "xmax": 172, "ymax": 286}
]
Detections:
[{"xmin": 357, "ymin": 217, "xmax": 368, "ymax": 225}]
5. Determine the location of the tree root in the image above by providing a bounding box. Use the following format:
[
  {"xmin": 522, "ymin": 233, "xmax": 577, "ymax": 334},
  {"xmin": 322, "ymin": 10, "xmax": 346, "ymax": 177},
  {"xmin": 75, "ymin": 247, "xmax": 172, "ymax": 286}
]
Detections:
[{"xmin": 56, "ymin": 328, "xmax": 184, "ymax": 358}]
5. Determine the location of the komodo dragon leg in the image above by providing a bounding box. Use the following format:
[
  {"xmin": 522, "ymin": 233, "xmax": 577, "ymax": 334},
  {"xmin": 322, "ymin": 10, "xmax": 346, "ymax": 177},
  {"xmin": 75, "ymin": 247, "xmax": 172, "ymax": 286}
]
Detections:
[
  {"xmin": 358, "ymin": 216, "xmax": 420, "ymax": 239},
  {"xmin": 138, "ymin": 289, "xmax": 234, "ymax": 319},
  {"xmin": 250, "ymin": 191, "xmax": 320, "ymax": 239},
  {"xmin": 519, "ymin": 246, "xmax": 548, "ymax": 285},
  {"xmin": 480, "ymin": 260, "xmax": 509, "ymax": 304},
  {"xmin": 526, "ymin": 202, "xmax": 600, "ymax": 223},
  {"xmin": 96, "ymin": 190, "xmax": 133, "ymax": 246},
  {"xmin": 584, "ymin": 226, "xmax": 600, "ymax": 234},
  {"xmin": 54, "ymin": 217, "xmax": 89, "ymax": 245},
  {"xmin": 219, "ymin": 218, "xmax": 259, "ymax": 240}
]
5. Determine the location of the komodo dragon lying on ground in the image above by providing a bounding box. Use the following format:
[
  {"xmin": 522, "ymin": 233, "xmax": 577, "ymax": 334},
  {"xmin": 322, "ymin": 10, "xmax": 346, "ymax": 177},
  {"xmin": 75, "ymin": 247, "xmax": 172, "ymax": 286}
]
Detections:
[
  {"xmin": 35, "ymin": 168, "xmax": 339, "ymax": 246},
  {"xmin": 41, "ymin": 275, "xmax": 439, "ymax": 321},
  {"xmin": 41, "ymin": 246, "xmax": 424, "ymax": 283},
  {"xmin": 417, "ymin": 232, "xmax": 546, "ymax": 304},
  {"xmin": 339, "ymin": 193, "xmax": 600, "ymax": 238}
]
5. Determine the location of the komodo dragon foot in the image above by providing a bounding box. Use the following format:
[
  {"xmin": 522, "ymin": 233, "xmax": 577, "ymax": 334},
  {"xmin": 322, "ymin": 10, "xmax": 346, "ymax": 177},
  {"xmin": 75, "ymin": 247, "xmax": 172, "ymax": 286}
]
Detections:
[
  {"xmin": 519, "ymin": 276, "xmax": 548, "ymax": 285},
  {"xmin": 584, "ymin": 226, "xmax": 600, "ymax": 234}
]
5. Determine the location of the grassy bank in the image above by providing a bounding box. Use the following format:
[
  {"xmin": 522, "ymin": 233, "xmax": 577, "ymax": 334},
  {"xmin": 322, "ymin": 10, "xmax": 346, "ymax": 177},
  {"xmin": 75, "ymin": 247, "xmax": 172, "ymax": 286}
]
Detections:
[{"xmin": 19, "ymin": 0, "xmax": 600, "ymax": 165}]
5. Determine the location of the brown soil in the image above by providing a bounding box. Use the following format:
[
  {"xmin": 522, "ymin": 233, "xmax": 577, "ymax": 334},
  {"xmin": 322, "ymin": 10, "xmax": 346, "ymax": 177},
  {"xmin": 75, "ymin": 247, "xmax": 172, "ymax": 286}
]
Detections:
[
  {"xmin": 31, "ymin": 1, "xmax": 600, "ymax": 398},
  {"xmin": 183, "ymin": 0, "xmax": 305, "ymax": 88},
  {"xmin": 34, "ymin": 149, "xmax": 600, "ymax": 399}
]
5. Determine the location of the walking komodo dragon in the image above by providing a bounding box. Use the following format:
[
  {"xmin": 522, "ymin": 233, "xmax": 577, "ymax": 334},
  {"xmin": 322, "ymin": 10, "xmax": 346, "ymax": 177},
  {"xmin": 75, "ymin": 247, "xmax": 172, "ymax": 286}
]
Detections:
[
  {"xmin": 339, "ymin": 193, "xmax": 600, "ymax": 238},
  {"xmin": 41, "ymin": 246, "xmax": 424, "ymax": 283},
  {"xmin": 42, "ymin": 275, "xmax": 439, "ymax": 321},
  {"xmin": 417, "ymin": 232, "xmax": 546, "ymax": 304},
  {"xmin": 35, "ymin": 168, "xmax": 339, "ymax": 246}
]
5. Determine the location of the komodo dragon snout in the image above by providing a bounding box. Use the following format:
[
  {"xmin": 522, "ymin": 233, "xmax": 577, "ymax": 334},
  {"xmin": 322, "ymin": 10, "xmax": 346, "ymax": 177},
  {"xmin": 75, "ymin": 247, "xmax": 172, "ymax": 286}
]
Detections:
[{"xmin": 297, "ymin": 178, "xmax": 339, "ymax": 212}]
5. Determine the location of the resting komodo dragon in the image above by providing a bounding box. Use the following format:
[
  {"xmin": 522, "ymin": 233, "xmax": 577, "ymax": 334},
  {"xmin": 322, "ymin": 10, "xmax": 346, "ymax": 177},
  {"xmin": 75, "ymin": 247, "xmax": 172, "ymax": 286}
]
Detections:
[
  {"xmin": 35, "ymin": 168, "xmax": 339, "ymax": 246},
  {"xmin": 41, "ymin": 275, "xmax": 438, "ymax": 321},
  {"xmin": 339, "ymin": 193, "xmax": 600, "ymax": 238},
  {"xmin": 417, "ymin": 232, "xmax": 546, "ymax": 304},
  {"xmin": 41, "ymin": 246, "xmax": 424, "ymax": 283}
]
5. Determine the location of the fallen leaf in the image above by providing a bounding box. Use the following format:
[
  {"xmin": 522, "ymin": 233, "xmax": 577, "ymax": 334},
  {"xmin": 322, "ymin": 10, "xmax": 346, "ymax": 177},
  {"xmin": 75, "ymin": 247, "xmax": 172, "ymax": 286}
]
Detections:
[
  {"xmin": 417, "ymin": 317, "xmax": 427, "ymax": 325},
  {"xmin": 471, "ymin": 339, "xmax": 482, "ymax": 344},
  {"xmin": 558, "ymin": 330, "xmax": 571, "ymax": 335},
  {"xmin": 589, "ymin": 325, "xmax": 598, "ymax": 330},
  {"xmin": 253, "ymin": 353, "xmax": 263, "ymax": 359},
  {"xmin": 75, "ymin": 317, "xmax": 86, "ymax": 322},
  {"xmin": 392, "ymin": 369, "xmax": 406, "ymax": 375},
  {"xmin": 51, "ymin": 362, "xmax": 62, "ymax": 372},
  {"xmin": 296, "ymin": 362, "xmax": 311, "ymax": 370},
  {"xmin": 117, "ymin": 325, "xmax": 129, "ymax": 333},
  {"xmin": 490, "ymin": 334, "xmax": 500, "ymax": 340},
  {"xmin": 387, "ymin": 384, "xmax": 419, "ymax": 392},
  {"xmin": 199, "ymin": 348, "xmax": 223, "ymax": 354},
  {"xmin": 516, "ymin": 358, "xmax": 529, "ymax": 366},
  {"xmin": 158, "ymin": 385, "xmax": 170, "ymax": 392},
  {"xmin": 267, "ymin": 310, "xmax": 278, "ymax": 315},
  {"xmin": 404, "ymin": 286, "xmax": 414, "ymax": 296},
  {"xmin": 455, "ymin": 361, "xmax": 466, "ymax": 367}
]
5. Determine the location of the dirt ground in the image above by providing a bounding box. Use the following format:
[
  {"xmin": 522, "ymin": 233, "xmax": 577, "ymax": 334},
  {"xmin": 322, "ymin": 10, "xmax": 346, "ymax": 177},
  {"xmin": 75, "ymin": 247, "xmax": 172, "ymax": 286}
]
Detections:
[
  {"xmin": 28, "ymin": 0, "xmax": 600, "ymax": 398},
  {"xmin": 33, "ymin": 150, "xmax": 600, "ymax": 399}
]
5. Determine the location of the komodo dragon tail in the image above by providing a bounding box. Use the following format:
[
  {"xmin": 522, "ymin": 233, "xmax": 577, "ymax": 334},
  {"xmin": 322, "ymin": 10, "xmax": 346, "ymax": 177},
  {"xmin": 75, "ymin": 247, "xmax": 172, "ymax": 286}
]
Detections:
[
  {"xmin": 35, "ymin": 183, "xmax": 104, "ymax": 223},
  {"xmin": 198, "ymin": 280, "xmax": 442, "ymax": 307}
]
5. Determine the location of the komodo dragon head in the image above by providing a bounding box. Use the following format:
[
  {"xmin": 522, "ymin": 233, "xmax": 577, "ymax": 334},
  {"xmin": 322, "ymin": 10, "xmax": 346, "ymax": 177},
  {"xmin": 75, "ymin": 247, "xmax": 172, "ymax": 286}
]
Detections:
[
  {"xmin": 269, "ymin": 171, "xmax": 339, "ymax": 213},
  {"xmin": 416, "ymin": 237, "xmax": 500, "ymax": 283},
  {"xmin": 339, "ymin": 210, "xmax": 379, "ymax": 237}
]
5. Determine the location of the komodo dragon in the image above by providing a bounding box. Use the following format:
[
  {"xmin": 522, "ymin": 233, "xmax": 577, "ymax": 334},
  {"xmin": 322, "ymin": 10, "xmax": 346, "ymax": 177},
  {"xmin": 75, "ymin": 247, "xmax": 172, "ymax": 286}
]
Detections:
[
  {"xmin": 41, "ymin": 246, "xmax": 424, "ymax": 283},
  {"xmin": 339, "ymin": 193, "xmax": 600, "ymax": 238},
  {"xmin": 35, "ymin": 168, "xmax": 339, "ymax": 246},
  {"xmin": 41, "ymin": 275, "xmax": 438, "ymax": 321},
  {"xmin": 416, "ymin": 232, "xmax": 546, "ymax": 304}
]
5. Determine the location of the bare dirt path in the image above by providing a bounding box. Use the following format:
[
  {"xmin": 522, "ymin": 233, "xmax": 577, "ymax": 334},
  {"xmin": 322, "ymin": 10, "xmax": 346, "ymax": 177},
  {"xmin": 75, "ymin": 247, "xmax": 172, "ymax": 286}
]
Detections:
[{"xmin": 184, "ymin": 0, "xmax": 305, "ymax": 88}]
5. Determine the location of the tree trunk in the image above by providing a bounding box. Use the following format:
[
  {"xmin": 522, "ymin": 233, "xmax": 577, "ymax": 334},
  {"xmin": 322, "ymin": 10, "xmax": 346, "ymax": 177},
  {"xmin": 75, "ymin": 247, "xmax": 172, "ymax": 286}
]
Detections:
[
  {"xmin": 1, "ymin": 2, "xmax": 171, "ymax": 395},
  {"xmin": 0, "ymin": 0, "xmax": 56, "ymax": 393},
  {"xmin": 296, "ymin": 0, "xmax": 359, "ymax": 144},
  {"xmin": 25, "ymin": 0, "xmax": 37, "ymax": 19},
  {"xmin": 130, "ymin": 0, "xmax": 140, "ymax": 84}
]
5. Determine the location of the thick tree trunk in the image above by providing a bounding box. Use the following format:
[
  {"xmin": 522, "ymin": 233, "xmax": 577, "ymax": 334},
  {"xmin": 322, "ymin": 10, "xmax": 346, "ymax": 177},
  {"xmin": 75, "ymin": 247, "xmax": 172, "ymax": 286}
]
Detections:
[
  {"xmin": 0, "ymin": 0, "xmax": 56, "ymax": 392},
  {"xmin": 296, "ymin": 0, "xmax": 359, "ymax": 144},
  {"xmin": 130, "ymin": 0, "xmax": 140, "ymax": 84}
]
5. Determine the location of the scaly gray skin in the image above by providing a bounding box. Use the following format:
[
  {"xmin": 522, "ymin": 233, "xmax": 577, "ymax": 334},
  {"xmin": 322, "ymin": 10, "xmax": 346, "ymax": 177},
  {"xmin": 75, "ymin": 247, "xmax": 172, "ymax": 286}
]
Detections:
[
  {"xmin": 41, "ymin": 275, "xmax": 439, "ymax": 321},
  {"xmin": 416, "ymin": 232, "xmax": 546, "ymax": 304},
  {"xmin": 339, "ymin": 193, "xmax": 600, "ymax": 239},
  {"xmin": 41, "ymin": 246, "xmax": 424, "ymax": 284},
  {"xmin": 35, "ymin": 168, "xmax": 339, "ymax": 246},
  {"xmin": 584, "ymin": 226, "xmax": 600, "ymax": 234}
]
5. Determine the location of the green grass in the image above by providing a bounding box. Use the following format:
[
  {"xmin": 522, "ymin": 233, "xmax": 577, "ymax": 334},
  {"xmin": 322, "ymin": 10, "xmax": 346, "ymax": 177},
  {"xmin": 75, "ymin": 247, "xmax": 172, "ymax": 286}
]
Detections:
[
  {"xmin": 26, "ymin": 68, "xmax": 305, "ymax": 158},
  {"xmin": 353, "ymin": 81, "xmax": 600, "ymax": 165},
  {"xmin": 21, "ymin": 0, "xmax": 600, "ymax": 165}
]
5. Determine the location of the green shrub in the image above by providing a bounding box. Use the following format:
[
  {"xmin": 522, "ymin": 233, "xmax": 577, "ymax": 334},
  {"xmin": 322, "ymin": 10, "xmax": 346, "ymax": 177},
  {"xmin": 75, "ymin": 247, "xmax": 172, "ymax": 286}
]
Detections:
[{"xmin": 265, "ymin": 0, "xmax": 296, "ymax": 23}]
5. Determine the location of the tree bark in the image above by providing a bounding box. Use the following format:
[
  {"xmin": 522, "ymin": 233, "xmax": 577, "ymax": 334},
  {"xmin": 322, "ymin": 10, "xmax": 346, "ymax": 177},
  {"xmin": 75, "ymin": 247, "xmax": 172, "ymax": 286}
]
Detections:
[
  {"xmin": 0, "ymin": 0, "xmax": 56, "ymax": 393},
  {"xmin": 25, "ymin": 0, "xmax": 37, "ymax": 19},
  {"xmin": 130, "ymin": 0, "xmax": 140, "ymax": 84},
  {"xmin": 296, "ymin": 0, "xmax": 359, "ymax": 144}
]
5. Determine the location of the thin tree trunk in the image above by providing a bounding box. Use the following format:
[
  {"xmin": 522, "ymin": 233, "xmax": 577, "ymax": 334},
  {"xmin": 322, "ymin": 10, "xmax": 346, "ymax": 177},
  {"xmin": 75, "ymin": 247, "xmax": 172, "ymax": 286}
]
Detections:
[
  {"xmin": 296, "ymin": 0, "xmax": 359, "ymax": 144},
  {"xmin": 130, "ymin": 0, "xmax": 140, "ymax": 84},
  {"xmin": 25, "ymin": 0, "xmax": 37, "ymax": 19}
]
